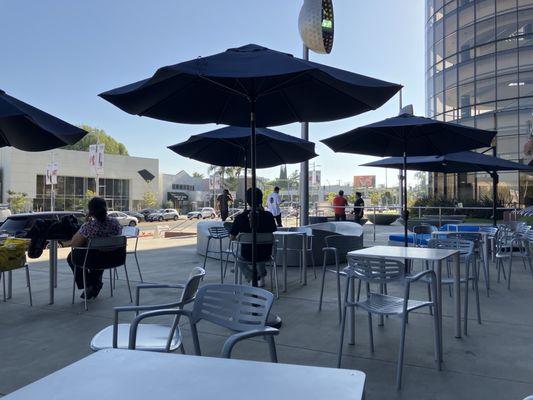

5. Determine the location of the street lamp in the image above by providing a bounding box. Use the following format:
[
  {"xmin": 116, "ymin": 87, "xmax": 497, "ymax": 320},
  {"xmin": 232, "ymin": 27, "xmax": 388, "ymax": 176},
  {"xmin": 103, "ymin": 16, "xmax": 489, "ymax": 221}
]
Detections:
[{"xmin": 298, "ymin": 0, "xmax": 334, "ymax": 226}]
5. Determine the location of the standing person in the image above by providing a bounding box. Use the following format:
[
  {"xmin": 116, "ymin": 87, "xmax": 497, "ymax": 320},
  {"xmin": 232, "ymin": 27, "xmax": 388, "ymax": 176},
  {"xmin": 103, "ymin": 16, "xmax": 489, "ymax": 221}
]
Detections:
[
  {"xmin": 332, "ymin": 190, "xmax": 348, "ymax": 221},
  {"xmin": 67, "ymin": 197, "xmax": 122, "ymax": 299},
  {"xmin": 216, "ymin": 189, "xmax": 233, "ymax": 221},
  {"xmin": 267, "ymin": 186, "xmax": 284, "ymax": 227},
  {"xmin": 230, "ymin": 188, "xmax": 277, "ymax": 287},
  {"xmin": 354, "ymin": 192, "xmax": 365, "ymax": 224}
]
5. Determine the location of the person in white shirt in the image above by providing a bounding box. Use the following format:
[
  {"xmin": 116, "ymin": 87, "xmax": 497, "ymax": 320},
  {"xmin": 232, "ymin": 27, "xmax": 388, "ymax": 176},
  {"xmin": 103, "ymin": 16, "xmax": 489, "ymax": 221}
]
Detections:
[{"xmin": 267, "ymin": 186, "xmax": 284, "ymax": 227}]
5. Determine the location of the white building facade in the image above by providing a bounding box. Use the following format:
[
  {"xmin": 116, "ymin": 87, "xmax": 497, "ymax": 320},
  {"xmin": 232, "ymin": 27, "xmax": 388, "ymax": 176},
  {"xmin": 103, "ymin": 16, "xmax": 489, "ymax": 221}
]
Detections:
[
  {"xmin": 159, "ymin": 171, "xmax": 210, "ymax": 213},
  {"xmin": 0, "ymin": 148, "xmax": 159, "ymax": 212}
]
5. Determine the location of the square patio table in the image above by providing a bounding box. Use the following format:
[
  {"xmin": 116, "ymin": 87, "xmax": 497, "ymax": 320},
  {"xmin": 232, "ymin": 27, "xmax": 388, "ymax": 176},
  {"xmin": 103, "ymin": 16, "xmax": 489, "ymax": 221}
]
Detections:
[
  {"xmin": 347, "ymin": 245, "xmax": 461, "ymax": 350},
  {"xmin": 274, "ymin": 230, "xmax": 310, "ymax": 291},
  {"xmin": 2, "ymin": 349, "xmax": 366, "ymax": 400}
]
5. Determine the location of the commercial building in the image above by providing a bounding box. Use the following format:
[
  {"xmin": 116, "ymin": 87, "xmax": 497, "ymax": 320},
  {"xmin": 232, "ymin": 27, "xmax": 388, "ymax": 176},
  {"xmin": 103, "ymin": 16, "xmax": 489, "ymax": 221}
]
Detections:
[
  {"xmin": 159, "ymin": 171, "xmax": 210, "ymax": 213},
  {"xmin": 426, "ymin": 0, "xmax": 533, "ymax": 205},
  {"xmin": 0, "ymin": 148, "xmax": 159, "ymax": 212}
]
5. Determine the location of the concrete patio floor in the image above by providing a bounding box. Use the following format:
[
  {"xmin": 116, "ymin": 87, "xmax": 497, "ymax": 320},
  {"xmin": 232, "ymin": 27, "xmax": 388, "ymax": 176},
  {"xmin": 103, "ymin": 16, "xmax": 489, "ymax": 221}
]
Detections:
[{"xmin": 1, "ymin": 224, "xmax": 533, "ymax": 399}]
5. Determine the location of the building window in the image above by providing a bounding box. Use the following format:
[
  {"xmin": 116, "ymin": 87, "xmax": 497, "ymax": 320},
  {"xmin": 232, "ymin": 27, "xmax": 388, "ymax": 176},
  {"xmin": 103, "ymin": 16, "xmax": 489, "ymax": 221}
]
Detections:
[{"xmin": 34, "ymin": 175, "xmax": 130, "ymax": 211}]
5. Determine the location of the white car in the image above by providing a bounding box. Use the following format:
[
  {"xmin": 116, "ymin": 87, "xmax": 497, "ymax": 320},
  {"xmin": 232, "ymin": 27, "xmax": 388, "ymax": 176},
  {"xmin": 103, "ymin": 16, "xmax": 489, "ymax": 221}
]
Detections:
[
  {"xmin": 187, "ymin": 207, "xmax": 216, "ymax": 219},
  {"xmin": 147, "ymin": 209, "xmax": 180, "ymax": 222},
  {"xmin": 108, "ymin": 211, "xmax": 138, "ymax": 227}
]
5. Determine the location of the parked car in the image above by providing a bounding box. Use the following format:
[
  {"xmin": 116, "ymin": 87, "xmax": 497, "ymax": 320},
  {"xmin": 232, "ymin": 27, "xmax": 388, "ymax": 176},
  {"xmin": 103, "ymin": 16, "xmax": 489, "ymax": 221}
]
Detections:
[
  {"xmin": 146, "ymin": 209, "xmax": 180, "ymax": 222},
  {"xmin": 108, "ymin": 211, "xmax": 138, "ymax": 227},
  {"xmin": 140, "ymin": 208, "xmax": 158, "ymax": 220},
  {"xmin": 187, "ymin": 207, "xmax": 216, "ymax": 219},
  {"xmin": 124, "ymin": 211, "xmax": 144, "ymax": 221},
  {"xmin": 0, "ymin": 211, "xmax": 86, "ymax": 247}
]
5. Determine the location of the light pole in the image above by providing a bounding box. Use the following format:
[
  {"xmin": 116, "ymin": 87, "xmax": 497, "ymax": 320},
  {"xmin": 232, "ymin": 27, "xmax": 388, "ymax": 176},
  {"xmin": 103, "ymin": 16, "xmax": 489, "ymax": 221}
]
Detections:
[{"xmin": 298, "ymin": 0, "xmax": 334, "ymax": 225}]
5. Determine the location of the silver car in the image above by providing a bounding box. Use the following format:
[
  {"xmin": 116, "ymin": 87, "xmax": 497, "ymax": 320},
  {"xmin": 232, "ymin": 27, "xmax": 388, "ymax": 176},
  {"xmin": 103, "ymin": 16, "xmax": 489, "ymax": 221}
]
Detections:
[
  {"xmin": 187, "ymin": 207, "xmax": 216, "ymax": 219},
  {"xmin": 108, "ymin": 211, "xmax": 138, "ymax": 227},
  {"xmin": 147, "ymin": 209, "xmax": 180, "ymax": 222}
]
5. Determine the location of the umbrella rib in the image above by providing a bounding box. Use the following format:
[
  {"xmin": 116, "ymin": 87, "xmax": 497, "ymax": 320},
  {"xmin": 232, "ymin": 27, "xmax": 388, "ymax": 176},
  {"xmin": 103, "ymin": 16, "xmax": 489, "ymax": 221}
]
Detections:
[
  {"xmin": 199, "ymin": 76, "xmax": 250, "ymax": 99},
  {"xmin": 256, "ymin": 71, "xmax": 311, "ymax": 99},
  {"xmin": 279, "ymin": 90, "xmax": 302, "ymax": 121},
  {"xmin": 139, "ymin": 78, "xmax": 201, "ymax": 117}
]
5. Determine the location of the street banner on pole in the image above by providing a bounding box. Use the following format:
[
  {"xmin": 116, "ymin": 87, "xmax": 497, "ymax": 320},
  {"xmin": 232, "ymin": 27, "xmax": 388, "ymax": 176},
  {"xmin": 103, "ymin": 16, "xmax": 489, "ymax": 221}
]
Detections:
[
  {"xmin": 45, "ymin": 162, "xmax": 59, "ymax": 185},
  {"xmin": 89, "ymin": 144, "xmax": 105, "ymax": 175}
]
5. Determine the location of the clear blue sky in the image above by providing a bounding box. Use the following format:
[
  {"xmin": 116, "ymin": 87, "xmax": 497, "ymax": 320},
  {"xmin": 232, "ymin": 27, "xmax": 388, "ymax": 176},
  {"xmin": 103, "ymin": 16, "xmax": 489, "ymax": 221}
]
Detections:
[{"xmin": 0, "ymin": 0, "xmax": 425, "ymax": 186}]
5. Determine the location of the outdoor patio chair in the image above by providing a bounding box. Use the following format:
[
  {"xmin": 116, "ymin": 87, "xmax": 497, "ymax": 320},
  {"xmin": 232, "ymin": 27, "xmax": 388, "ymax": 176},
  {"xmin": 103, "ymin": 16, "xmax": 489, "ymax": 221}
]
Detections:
[
  {"xmin": 478, "ymin": 226, "xmax": 499, "ymax": 261},
  {"xmin": 426, "ymin": 238, "xmax": 481, "ymax": 335},
  {"xmin": 412, "ymin": 224, "xmax": 437, "ymax": 247},
  {"xmin": 293, "ymin": 226, "xmax": 317, "ymax": 279},
  {"xmin": 496, "ymin": 228, "xmax": 533, "ymax": 289},
  {"xmin": 122, "ymin": 225, "xmax": 143, "ymax": 282},
  {"xmin": 203, "ymin": 226, "xmax": 233, "ymax": 283},
  {"xmin": 318, "ymin": 235, "xmax": 361, "ymax": 322},
  {"xmin": 90, "ymin": 267, "xmax": 205, "ymax": 352},
  {"xmin": 337, "ymin": 257, "xmax": 441, "ymax": 390},
  {"xmin": 128, "ymin": 284, "xmax": 279, "ymax": 362},
  {"xmin": 231, "ymin": 232, "xmax": 278, "ymax": 297},
  {"xmin": 71, "ymin": 235, "xmax": 129, "ymax": 311},
  {"xmin": 0, "ymin": 239, "xmax": 32, "ymax": 306}
]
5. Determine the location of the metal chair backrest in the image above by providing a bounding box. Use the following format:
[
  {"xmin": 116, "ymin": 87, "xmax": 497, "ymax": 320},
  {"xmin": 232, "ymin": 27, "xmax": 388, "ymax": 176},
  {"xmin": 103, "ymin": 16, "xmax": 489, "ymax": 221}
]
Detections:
[
  {"xmin": 179, "ymin": 267, "xmax": 206, "ymax": 304},
  {"xmin": 73, "ymin": 236, "xmax": 127, "ymax": 269},
  {"xmin": 222, "ymin": 222, "xmax": 233, "ymax": 233},
  {"xmin": 413, "ymin": 225, "xmax": 436, "ymax": 235},
  {"xmin": 347, "ymin": 256, "xmax": 404, "ymax": 284},
  {"xmin": 122, "ymin": 226, "xmax": 140, "ymax": 237},
  {"xmin": 427, "ymin": 238, "xmax": 473, "ymax": 257},
  {"xmin": 192, "ymin": 284, "xmax": 274, "ymax": 332},
  {"xmin": 208, "ymin": 226, "xmax": 229, "ymax": 239},
  {"xmin": 325, "ymin": 234, "xmax": 361, "ymax": 254},
  {"xmin": 479, "ymin": 226, "xmax": 498, "ymax": 237}
]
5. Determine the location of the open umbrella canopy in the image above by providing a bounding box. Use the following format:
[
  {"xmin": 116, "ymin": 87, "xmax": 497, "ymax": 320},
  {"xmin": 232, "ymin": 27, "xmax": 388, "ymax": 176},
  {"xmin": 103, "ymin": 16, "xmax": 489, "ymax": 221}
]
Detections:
[
  {"xmin": 361, "ymin": 151, "xmax": 533, "ymax": 173},
  {"xmin": 168, "ymin": 126, "xmax": 317, "ymax": 168},
  {"xmin": 99, "ymin": 44, "xmax": 401, "ymax": 127},
  {"xmin": 0, "ymin": 89, "xmax": 87, "ymax": 151},
  {"xmin": 321, "ymin": 113, "xmax": 496, "ymax": 157}
]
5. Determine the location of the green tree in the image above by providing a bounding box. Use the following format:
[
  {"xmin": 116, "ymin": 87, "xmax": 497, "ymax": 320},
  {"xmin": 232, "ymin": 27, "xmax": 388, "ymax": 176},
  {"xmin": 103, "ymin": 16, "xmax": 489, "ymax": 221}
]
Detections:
[
  {"xmin": 369, "ymin": 192, "xmax": 380, "ymax": 205},
  {"xmin": 63, "ymin": 125, "xmax": 129, "ymax": 155},
  {"xmin": 7, "ymin": 190, "xmax": 28, "ymax": 213},
  {"xmin": 142, "ymin": 191, "xmax": 158, "ymax": 208},
  {"xmin": 75, "ymin": 189, "xmax": 96, "ymax": 211},
  {"xmin": 192, "ymin": 172, "xmax": 204, "ymax": 178}
]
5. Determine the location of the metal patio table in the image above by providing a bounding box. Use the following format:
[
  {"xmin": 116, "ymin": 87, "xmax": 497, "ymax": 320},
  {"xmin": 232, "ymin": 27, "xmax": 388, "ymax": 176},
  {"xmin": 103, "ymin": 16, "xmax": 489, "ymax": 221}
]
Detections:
[
  {"xmin": 273, "ymin": 230, "xmax": 311, "ymax": 292},
  {"xmin": 347, "ymin": 246, "xmax": 461, "ymax": 353},
  {"xmin": 3, "ymin": 349, "xmax": 366, "ymax": 400}
]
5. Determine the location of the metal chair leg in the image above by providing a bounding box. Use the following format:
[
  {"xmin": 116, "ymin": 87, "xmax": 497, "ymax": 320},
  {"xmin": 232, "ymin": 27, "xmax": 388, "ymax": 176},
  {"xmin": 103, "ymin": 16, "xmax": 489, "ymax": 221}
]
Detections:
[
  {"xmin": 396, "ymin": 313, "xmax": 408, "ymax": 390},
  {"xmin": 123, "ymin": 265, "xmax": 133, "ymax": 302},
  {"xmin": 336, "ymin": 260, "xmax": 342, "ymax": 323},
  {"xmin": 337, "ymin": 277, "xmax": 351, "ymax": 368},
  {"xmin": 318, "ymin": 252, "xmax": 327, "ymax": 312},
  {"xmin": 266, "ymin": 336, "xmax": 278, "ymax": 363},
  {"xmin": 134, "ymin": 252, "xmax": 143, "ymax": 282},
  {"xmin": 203, "ymin": 237, "xmax": 211, "ymax": 269},
  {"xmin": 1, "ymin": 272, "xmax": 5, "ymax": 302},
  {"xmin": 473, "ymin": 259, "xmax": 481, "ymax": 325},
  {"xmin": 25, "ymin": 265, "xmax": 32, "ymax": 306},
  {"xmin": 71, "ymin": 266, "xmax": 76, "ymax": 304},
  {"xmin": 219, "ymin": 239, "xmax": 224, "ymax": 284},
  {"xmin": 507, "ymin": 255, "xmax": 513, "ymax": 290},
  {"xmin": 109, "ymin": 269, "xmax": 114, "ymax": 297},
  {"xmin": 464, "ymin": 260, "xmax": 469, "ymax": 336},
  {"xmin": 368, "ymin": 313, "xmax": 374, "ymax": 353},
  {"xmin": 82, "ymin": 267, "xmax": 88, "ymax": 311}
]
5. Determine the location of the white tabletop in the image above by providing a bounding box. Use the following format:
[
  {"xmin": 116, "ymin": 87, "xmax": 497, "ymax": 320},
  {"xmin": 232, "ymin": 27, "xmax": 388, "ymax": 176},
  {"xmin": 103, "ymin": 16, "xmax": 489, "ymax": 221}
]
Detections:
[
  {"xmin": 4, "ymin": 349, "xmax": 366, "ymax": 400},
  {"xmin": 274, "ymin": 231, "xmax": 312, "ymax": 237},
  {"xmin": 348, "ymin": 245, "xmax": 458, "ymax": 261}
]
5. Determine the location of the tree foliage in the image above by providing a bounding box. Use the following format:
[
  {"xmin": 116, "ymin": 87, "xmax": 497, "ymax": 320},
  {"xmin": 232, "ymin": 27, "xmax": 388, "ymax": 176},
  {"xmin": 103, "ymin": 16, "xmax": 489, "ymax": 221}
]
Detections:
[
  {"xmin": 143, "ymin": 191, "xmax": 158, "ymax": 208},
  {"xmin": 63, "ymin": 125, "xmax": 129, "ymax": 155},
  {"xmin": 192, "ymin": 172, "xmax": 204, "ymax": 178},
  {"xmin": 8, "ymin": 190, "xmax": 28, "ymax": 213}
]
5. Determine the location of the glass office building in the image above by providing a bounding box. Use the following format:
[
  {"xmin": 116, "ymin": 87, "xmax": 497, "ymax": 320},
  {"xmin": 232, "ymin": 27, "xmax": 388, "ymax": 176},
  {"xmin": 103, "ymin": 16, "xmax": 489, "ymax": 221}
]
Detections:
[{"xmin": 426, "ymin": 0, "xmax": 533, "ymax": 205}]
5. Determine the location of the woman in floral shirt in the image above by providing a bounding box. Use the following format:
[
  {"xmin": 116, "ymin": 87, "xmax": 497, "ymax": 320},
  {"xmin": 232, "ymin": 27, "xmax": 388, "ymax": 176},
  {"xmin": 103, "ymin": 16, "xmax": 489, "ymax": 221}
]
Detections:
[{"xmin": 68, "ymin": 197, "xmax": 122, "ymax": 299}]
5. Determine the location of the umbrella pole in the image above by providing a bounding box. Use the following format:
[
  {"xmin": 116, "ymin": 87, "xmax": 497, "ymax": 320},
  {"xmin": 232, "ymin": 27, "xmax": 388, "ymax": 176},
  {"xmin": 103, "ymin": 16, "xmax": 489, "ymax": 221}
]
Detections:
[
  {"xmin": 250, "ymin": 100, "xmax": 258, "ymax": 287},
  {"xmin": 403, "ymin": 151, "xmax": 408, "ymax": 248},
  {"xmin": 492, "ymin": 171, "xmax": 499, "ymax": 227}
]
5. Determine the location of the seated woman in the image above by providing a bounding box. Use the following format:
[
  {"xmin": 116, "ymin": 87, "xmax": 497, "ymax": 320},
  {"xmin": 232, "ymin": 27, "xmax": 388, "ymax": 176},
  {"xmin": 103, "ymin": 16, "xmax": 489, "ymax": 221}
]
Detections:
[
  {"xmin": 67, "ymin": 197, "xmax": 122, "ymax": 299},
  {"xmin": 230, "ymin": 188, "xmax": 277, "ymax": 286}
]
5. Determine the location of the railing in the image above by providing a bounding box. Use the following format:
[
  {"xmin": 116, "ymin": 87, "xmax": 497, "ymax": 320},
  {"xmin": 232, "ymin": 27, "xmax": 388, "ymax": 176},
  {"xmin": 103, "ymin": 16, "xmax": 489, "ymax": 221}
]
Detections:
[{"xmin": 287, "ymin": 204, "xmax": 522, "ymax": 243}]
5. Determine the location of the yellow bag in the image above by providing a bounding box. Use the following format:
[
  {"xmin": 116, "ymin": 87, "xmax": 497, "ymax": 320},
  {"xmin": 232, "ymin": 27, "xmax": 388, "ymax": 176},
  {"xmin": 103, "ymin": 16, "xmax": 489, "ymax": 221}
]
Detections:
[{"xmin": 0, "ymin": 238, "xmax": 30, "ymax": 272}]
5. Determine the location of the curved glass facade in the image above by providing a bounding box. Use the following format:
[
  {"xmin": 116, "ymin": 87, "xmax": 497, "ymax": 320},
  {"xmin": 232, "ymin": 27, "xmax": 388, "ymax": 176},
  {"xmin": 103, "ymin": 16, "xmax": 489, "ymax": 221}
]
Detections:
[{"xmin": 426, "ymin": 0, "xmax": 533, "ymax": 205}]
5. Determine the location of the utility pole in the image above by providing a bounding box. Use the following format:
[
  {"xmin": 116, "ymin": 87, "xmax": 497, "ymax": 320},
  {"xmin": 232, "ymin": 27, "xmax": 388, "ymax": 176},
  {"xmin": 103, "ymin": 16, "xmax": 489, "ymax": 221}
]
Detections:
[{"xmin": 300, "ymin": 45, "xmax": 310, "ymax": 226}]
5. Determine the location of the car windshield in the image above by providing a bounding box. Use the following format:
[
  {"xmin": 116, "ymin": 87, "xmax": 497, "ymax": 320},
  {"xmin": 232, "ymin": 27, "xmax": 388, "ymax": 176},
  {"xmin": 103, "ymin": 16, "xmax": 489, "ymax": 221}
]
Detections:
[
  {"xmin": 157, "ymin": 209, "xmax": 164, "ymax": 213},
  {"xmin": 0, "ymin": 217, "xmax": 30, "ymax": 233}
]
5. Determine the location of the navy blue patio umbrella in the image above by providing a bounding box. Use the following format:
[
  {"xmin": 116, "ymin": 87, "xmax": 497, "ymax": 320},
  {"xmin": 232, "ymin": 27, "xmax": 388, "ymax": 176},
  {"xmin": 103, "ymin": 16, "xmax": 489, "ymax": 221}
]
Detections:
[
  {"xmin": 0, "ymin": 89, "xmax": 87, "ymax": 151},
  {"xmin": 362, "ymin": 151, "xmax": 533, "ymax": 226},
  {"xmin": 322, "ymin": 113, "xmax": 497, "ymax": 245},
  {"xmin": 168, "ymin": 126, "xmax": 317, "ymax": 168},
  {"xmin": 100, "ymin": 43, "xmax": 401, "ymax": 286}
]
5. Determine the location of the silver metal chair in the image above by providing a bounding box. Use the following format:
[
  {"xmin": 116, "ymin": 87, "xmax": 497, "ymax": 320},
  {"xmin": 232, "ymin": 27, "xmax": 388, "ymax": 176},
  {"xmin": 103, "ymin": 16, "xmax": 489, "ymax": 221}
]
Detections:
[
  {"xmin": 496, "ymin": 227, "xmax": 533, "ymax": 289},
  {"xmin": 293, "ymin": 226, "xmax": 316, "ymax": 278},
  {"xmin": 90, "ymin": 267, "xmax": 205, "ymax": 352},
  {"xmin": 204, "ymin": 226, "xmax": 233, "ymax": 283},
  {"xmin": 231, "ymin": 233, "xmax": 278, "ymax": 297},
  {"xmin": 337, "ymin": 257, "xmax": 441, "ymax": 390},
  {"xmin": 122, "ymin": 226, "xmax": 143, "ymax": 282},
  {"xmin": 427, "ymin": 238, "xmax": 481, "ymax": 335},
  {"xmin": 318, "ymin": 235, "xmax": 361, "ymax": 322},
  {"xmin": 129, "ymin": 284, "xmax": 279, "ymax": 362},
  {"xmin": 71, "ymin": 235, "xmax": 129, "ymax": 311}
]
